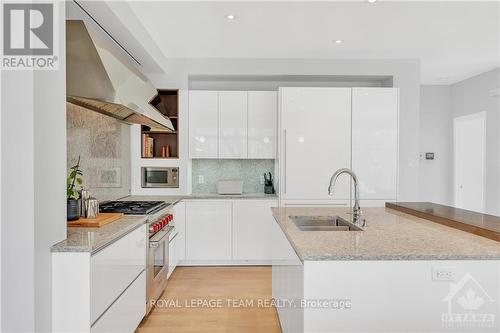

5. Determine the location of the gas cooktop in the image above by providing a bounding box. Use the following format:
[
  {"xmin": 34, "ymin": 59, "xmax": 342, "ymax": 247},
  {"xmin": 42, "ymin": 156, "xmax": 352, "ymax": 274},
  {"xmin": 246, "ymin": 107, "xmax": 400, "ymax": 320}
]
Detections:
[{"xmin": 99, "ymin": 201, "xmax": 167, "ymax": 215}]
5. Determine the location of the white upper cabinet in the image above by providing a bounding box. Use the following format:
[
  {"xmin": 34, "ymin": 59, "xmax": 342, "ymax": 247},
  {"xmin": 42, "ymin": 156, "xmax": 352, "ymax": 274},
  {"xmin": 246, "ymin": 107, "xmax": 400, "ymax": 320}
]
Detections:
[
  {"xmin": 352, "ymin": 88, "xmax": 399, "ymax": 200},
  {"xmin": 218, "ymin": 91, "xmax": 248, "ymax": 158},
  {"xmin": 248, "ymin": 91, "xmax": 278, "ymax": 159},
  {"xmin": 188, "ymin": 91, "xmax": 218, "ymax": 158},
  {"xmin": 280, "ymin": 87, "xmax": 352, "ymax": 200},
  {"xmin": 189, "ymin": 90, "xmax": 278, "ymax": 159}
]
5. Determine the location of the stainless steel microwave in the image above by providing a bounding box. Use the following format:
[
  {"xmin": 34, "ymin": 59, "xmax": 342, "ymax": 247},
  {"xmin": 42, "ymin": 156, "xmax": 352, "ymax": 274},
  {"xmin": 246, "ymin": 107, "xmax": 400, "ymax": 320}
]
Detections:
[{"xmin": 142, "ymin": 167, "xmax": 179, "ymax": 188}]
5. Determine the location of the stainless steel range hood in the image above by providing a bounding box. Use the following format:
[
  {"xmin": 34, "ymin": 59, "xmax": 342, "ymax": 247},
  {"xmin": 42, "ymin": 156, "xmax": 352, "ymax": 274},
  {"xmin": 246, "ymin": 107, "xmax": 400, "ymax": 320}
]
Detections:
[{"xmin": 66, "ymin": 20, "xmax": 174, "ymax": 131}]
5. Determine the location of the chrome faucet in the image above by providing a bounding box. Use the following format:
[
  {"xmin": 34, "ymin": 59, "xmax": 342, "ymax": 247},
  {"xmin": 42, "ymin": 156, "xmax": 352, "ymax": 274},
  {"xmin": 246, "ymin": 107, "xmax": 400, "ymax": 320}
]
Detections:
[{"xmin": 328, "ymin": 168, "xmax": 363, "ymax": 227}]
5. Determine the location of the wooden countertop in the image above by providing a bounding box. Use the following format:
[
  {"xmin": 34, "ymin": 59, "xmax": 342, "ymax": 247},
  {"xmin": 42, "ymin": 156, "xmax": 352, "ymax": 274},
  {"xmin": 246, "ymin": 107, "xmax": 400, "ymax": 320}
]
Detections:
[{"xmin": 386, "ymin": 202, "xmax": 500, "ymax": 242}]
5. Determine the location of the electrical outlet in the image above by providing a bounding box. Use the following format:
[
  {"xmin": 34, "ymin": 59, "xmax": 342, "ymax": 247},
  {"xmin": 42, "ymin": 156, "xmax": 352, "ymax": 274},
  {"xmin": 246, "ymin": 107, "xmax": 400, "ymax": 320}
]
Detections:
[
  {"xmin": 260, "ymin": 175, "xmax": 265, "ymax": 185},
  {"xmin": 432, "ymin": 266, "xmax": 456, "ymax": 281},
  {"xmin": 198, "ymin": 175, "xmax": 205, "ymax": 184}
]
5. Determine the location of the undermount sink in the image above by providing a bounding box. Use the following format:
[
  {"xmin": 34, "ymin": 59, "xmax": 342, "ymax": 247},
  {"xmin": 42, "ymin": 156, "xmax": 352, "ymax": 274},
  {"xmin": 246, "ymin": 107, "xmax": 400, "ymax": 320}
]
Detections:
[{"xmin": 290, "ymin": 215, "xmax": 363, "ymax": 231}]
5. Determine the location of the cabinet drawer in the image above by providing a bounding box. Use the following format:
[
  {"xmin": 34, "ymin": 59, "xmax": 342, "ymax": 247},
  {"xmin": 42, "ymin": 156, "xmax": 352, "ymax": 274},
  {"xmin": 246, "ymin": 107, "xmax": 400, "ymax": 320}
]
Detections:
[
  {"xmin": 91, "ymin": 225, "xmax": 147, "ymax": 324},
  {"xmin": 91, "ymin": 270, "xmax": 146, "ymax": 333}
]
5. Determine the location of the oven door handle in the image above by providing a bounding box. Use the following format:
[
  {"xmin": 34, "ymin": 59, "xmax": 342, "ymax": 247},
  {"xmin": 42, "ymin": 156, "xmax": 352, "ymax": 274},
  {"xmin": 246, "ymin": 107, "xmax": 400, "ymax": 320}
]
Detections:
[{"xmin": 149, "ymin": 227, "xmax": 174, "ymax": 247}]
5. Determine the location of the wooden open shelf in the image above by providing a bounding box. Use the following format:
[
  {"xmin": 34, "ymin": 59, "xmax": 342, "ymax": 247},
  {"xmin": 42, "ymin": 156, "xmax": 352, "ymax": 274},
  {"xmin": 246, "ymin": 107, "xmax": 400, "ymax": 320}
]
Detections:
[{"xmin": 142, "ymin": 89, "xmax": 179, "ymax": 159}]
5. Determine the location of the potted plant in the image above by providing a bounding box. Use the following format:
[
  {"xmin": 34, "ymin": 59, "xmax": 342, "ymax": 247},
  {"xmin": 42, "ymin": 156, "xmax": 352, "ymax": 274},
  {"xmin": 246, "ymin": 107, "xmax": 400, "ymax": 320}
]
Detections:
[{"xmin": 67, "ymin": 156, "xmax": 83, "ymax": 221}]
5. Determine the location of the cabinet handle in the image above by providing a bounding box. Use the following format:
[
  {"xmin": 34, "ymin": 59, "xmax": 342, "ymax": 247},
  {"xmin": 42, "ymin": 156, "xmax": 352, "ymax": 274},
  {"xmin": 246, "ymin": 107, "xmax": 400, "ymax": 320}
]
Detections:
[
  {"xmin": 169, "ymin": 232, "xmax": 179, "ymax": 244},
  {"xmin": 283, "ymin": 129, "xmax": 287, "ymax": 194}
]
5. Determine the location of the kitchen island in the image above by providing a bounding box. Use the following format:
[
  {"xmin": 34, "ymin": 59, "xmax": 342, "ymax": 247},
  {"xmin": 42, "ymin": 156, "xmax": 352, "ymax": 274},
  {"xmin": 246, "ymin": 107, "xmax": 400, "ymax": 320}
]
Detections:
[{"xmin": 271, "ymin": 207, "xmax": 500, "ymax": 333}]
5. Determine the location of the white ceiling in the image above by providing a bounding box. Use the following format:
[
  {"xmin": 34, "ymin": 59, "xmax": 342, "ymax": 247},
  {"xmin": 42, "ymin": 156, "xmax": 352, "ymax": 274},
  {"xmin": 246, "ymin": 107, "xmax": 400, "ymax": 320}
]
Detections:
[{"xmin": 124, "ymin": 1, "xmax": 499, "ymax": 85}]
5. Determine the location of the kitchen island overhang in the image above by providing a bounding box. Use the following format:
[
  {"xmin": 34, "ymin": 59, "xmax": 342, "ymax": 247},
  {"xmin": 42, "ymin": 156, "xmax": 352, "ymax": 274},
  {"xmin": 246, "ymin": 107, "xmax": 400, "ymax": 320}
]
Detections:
[{"xmin": 271, "ymin": 207, "xmax": 500, "ymax": 333}]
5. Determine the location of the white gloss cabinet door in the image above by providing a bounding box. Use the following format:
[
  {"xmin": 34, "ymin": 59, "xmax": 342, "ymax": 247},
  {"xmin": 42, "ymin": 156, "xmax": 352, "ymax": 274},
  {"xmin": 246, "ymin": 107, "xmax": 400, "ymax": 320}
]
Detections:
[
  {"xmin": 189, "ymin": 91, "xmax": 218, "ymax": 158},
  {"xmin": 185, "ymin": 201, "xmax": 232, "ymax": 261},
  {"xmin": 172, "ymin": 201, "xmax": 186, "ymax": 262},
  {"xmin": 280, "ymin": 87, "xmax": 351, "ymax": 200},
  {"xmin": 90, "ymin": 225, "xmax": 146, "ymax": 324},
  {"xmin": 248, "ymin": 91, "xmax": 277, "ymax": 159},
  {"xmin": 218, "ymin": 91, "xmax": 248, "ymax": 158},
  {"xmin": 232, "ymin": 200, "xmax": 278, "ymax": 261},
  {"xmin": 91, "ymin": 271, "xmax": 146, "ymax": 333},
  {"xmin": 352, "ymin": 88, "xmax": 399, "ymax": 200}
]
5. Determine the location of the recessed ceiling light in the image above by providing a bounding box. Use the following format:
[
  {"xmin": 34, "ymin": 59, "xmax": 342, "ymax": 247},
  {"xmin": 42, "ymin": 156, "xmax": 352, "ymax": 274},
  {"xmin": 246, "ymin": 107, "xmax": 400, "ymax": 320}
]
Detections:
[
  {"xmin": 334, "ymin": 39, "xmax": 343, "ymax": 44},
  {"xmin": 367, "ymin": 0, "xmax": 377, "ymax": 3},
  {"xmin": 225, "ymin": 14, "xmax": 236, "ymax": 20}
]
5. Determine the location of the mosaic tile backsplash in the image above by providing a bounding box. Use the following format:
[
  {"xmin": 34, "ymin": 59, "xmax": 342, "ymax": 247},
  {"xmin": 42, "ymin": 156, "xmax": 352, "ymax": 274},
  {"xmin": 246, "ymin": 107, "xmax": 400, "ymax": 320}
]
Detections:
[
  {"xmin": 192, "ymin": 159, "xmax": 275, "ymax": 194},
  {"xmin": 67, "ymin": 103, "xmax": 131, "ymax": 201}
]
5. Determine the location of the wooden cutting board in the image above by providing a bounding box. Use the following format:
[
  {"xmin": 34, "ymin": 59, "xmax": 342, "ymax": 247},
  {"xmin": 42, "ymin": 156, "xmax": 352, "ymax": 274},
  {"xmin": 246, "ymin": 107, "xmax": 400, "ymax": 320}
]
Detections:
[{"xmin": 67, "ymin": 213, "xmax": 124, "ymax": 228}]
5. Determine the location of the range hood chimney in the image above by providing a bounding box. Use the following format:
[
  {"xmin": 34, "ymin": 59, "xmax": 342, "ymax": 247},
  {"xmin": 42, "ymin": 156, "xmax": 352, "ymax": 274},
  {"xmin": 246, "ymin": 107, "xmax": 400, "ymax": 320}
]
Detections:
[{"xmin": 66, "ymin": 20, "xmax": 174, "ymax": 131}]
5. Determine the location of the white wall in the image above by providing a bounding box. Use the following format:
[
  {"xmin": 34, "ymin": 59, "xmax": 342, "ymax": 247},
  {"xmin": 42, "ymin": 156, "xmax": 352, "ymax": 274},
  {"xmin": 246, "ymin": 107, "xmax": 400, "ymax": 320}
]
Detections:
[
  {"xmin": 451, "ymin": 68, "xmax": 500, "ymax": 216},
  {"xmin": 419, "ymin": 86, "xmax": 453, "ymax": 205},
  {"xmin": 1, "ymin": 2, "xmax": 67, "ymax": 332},
  {"xmin": 146, "ymin": 58, "xmax": 421, "ymax": 201},
  {"xmin": 419, "ymin": 68, "xmax": 500, "ymax": 216},
  {"xmin": 33, "ymin": 2, "xmax": 67, "ymax": 330},
  {"xmin": 1, "ymin": 70, "xmax": 36, "ymax": 333}
]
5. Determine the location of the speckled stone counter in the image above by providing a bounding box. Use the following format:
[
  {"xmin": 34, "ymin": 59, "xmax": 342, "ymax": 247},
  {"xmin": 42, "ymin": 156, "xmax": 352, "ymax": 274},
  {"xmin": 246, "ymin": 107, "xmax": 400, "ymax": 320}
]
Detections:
[
  {"xmin": 187, "ymin": 193, "xmax": 278, "ymax": 200},
  {"xmin": 122, "ymin": 193, "xmax": 278, "ymax": 203},
  {"xmin": 272, "ymin": 207, "xmax": 500, "ymax": 261},
  {"xmin": 51, "ymin": 215, "xmax": 147, "ymax": 253}
]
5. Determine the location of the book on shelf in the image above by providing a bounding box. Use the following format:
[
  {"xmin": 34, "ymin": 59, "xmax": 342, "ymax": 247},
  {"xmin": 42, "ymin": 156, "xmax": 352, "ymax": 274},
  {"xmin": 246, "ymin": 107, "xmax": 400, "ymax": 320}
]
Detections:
[
  {"xmin": 149, "ymin": 127, "xmax": 175, "ymax": 133},
  {"xmin": 142, "ymin": 133, "xmax": 155, "ymax": 157},
  {"xmin": 148, "ymin": 137, "xmax": 154, "ymax": 157}
]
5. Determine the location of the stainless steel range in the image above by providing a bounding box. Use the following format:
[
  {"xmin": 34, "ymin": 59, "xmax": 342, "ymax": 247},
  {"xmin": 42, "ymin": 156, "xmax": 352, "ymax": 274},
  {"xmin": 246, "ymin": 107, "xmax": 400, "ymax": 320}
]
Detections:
[{"xmin": 99, "ymin": 200, "xmax": 176, "ymax": 314}]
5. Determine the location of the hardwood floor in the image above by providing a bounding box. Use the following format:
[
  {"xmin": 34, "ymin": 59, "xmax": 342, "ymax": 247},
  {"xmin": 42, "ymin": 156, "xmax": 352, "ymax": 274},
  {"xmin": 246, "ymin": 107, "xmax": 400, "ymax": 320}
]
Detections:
[{"xmin": 137, "ymin": 266, "xmax": 282, "ymax": 333}]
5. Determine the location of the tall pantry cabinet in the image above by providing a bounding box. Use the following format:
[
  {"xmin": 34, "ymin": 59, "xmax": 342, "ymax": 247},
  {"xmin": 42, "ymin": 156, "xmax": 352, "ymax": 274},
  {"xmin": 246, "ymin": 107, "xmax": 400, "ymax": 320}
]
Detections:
[
  {"xmin": 279, "ymin": 87, "xmax": 399, "ymax": 205},
  {"xmin": 352, "ymin": 88, "xmax": 399, "ymax": 202},
  {"xmin": 279, "ymin": 88, "xmax": 352, "ymax": 202}
]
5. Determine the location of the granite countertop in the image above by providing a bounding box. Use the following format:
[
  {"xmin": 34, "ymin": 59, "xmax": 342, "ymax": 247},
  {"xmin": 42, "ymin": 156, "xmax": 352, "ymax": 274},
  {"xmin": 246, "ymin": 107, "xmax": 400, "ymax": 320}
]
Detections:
[
  {"xmin": 51, "ymin": 215, "xmax": 148, "ymax": 254},
  {"xmin": 187, "ymin": 193, "xmax": 278, "ymax": 200},
  {"xmin": 272, "ymin": 207, "xmax": 500, "ymax": 261},
  {"xmin": 52, "ymin": 193, "xmax": 277, "ymax": 253},
  {"xmin": 122, "ymin": 193, "xmax": 278, "ymax": 203}
]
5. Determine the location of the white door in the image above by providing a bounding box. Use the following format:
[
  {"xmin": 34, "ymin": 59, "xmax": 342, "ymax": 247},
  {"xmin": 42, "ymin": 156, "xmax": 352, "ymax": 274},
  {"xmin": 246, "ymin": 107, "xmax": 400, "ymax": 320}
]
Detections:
[
  {"xmin": 280, "ymin": 87, "xmax": 351, "ymax": 200},
  {"xmin": 218, "ymin": 91, "xmax": 248, "ymax": 158},
  {"xmin": 185, "ymin": 201, "xmax": 232, "ymax": 261},
  {"xmin": 188, "ymin": 91, "xmax": 218, "ymax": 158},
  {"xmin": 352, "ymin": 88, "xmax": 399, "ymax": 201},
  {"xmin": 232, "ymin": 200, "xmax": 277, "ymax": 261},
  {"xmin": 248, "ymin": 91, "xmax": 278, "ymax": 159},
  {"xmin": 454, "ymin": 112, "xmax": 486, "ymax": 212}
]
